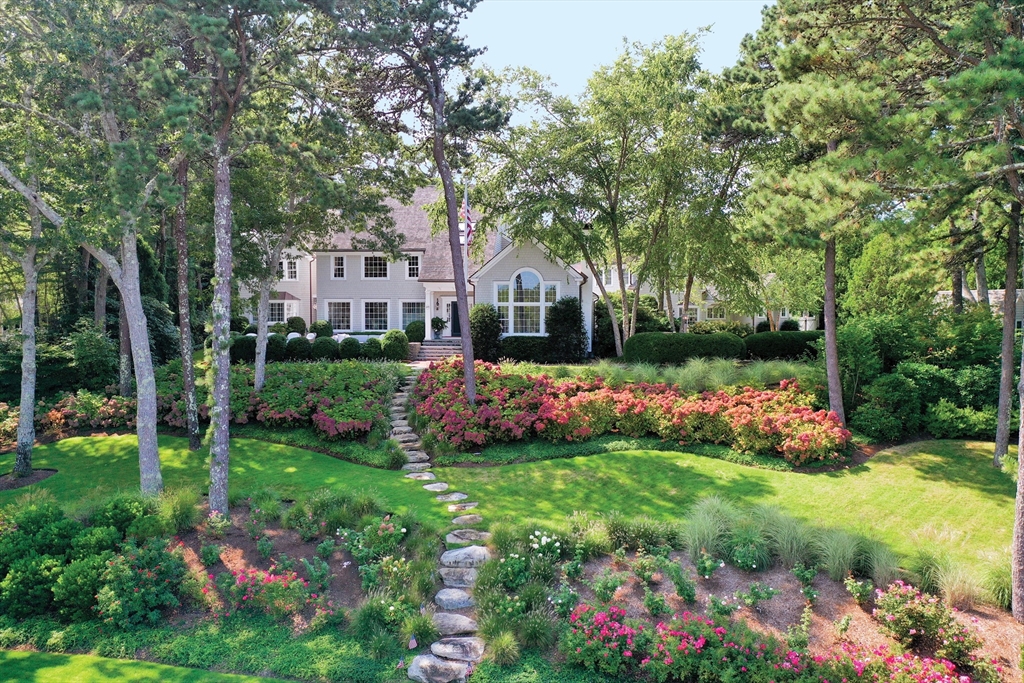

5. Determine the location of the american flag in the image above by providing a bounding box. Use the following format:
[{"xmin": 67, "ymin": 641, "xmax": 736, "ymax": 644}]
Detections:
[{"xmin": 461, "ymin": 188, "xmax": 475, "ymax": 246}]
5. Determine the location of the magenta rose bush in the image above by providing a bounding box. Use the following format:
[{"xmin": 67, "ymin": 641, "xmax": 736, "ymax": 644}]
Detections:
[
  {"xmin": 14, "ymin": 361, "xmax": 401, "ymax": 443},
  {"xmin": 413, "ymin": 359, "xmax": 850, "ymax": 464},
  {"xmin": 563, "ymin": 602, "xmax": 997, "ymax": 683}
]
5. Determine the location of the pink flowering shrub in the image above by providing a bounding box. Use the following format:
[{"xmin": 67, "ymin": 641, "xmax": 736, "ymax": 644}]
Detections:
[
  {"xmin": 816, "ymin": 641, "xmax": 1000, "ymax": 683},
  {"xmin": 414, "ymin": 360, "xmax": 850, "ymax": 464},
  {"xmin": 563, "ymin": 604, "xmax": 649, "ymax": 676},
  {"xmin": 216, "ymin": 567, "xmax": 310, "ymax": 619},
  {"xmin": 873, "ymin": 581, "xmax": 984, "ymax": 668}
]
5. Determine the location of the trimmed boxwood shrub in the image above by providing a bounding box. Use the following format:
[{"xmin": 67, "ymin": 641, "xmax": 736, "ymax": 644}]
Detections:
[
  {"xmin": 53, "ymin": 552, "xmax": 112, "ymax": 621},
  {"xmin": 270, "ymin": 322, "xmax": 288, "ymax": 335},
  {"xmin": 91, "ymin": 494, "xmax": 155, "ymax": 537},
  {"xmin": 500, "ymin": 336, "xmax": 548, "ymax": 362},
  {"xmin": 286, "ymin": 317, "xmax": 307, "ymax": 335},
  {"xmin": 244, "ymin": 324, "xmax": 257, "ymax": 334},
  {"xmin": 405, "ymin": 320, "xmax": 426, "ymax": 343},
  {"xmin": 361, "ymin": 337, "xmax": 383, "ymax": 360},
  {"xmin": 779, "ymin": 319, "xmax": 801, "ymax": 331},
  {"xmin": 545, "ymin": 297, "xmax": 587, "ymax": 363},
  {"xmin": 755, "ymin": 320, "xmax": 771, "ymax": 333},
  {"xmin": 230, "ymin": 315, "xmax": 250, "ymax": 334},
  {"xmin": 470, "ymin": 304, "xmax": 503, "ymax": 362},
  {"xmin": 310, "ymin": 336, "xmax": 339, "ymax": 361},
  {"xmin": 623, "ymin": 332, "xmax": 746, "ymax": 364},
  {"xmin": 286, "ymin": 336, "xmax": 312, "ymax": 361},
  {"xmin": 0, "ymin": 555, "xmax": 63, "ymax": 618},
  {"xmin": 230, "ymin": 335, "xmax": 257, "ymax": 364},
  {"xmin": 309, "ymin": 320, "xmax": 333, "ymax": 338},
  {"xmin": 924, "ymin": 399, "xmax": 998, "ymax": 438},
  {"xmin": 266, "ymin": 334, "xmax": 288, "ymax": 362},
  {"xmin": 744, "ymin": 331, "xmax": 824, "ymax": 360},
  {"xmin": 339, "ymin": 337, "xmax": 362, "ymax": 359},
  {"xmin": 381, "ymin": 330, "xmax": 410, "ymax": 361},
  {"xmin": 691, "ymin": 320, "xmax": 753, "ymax": 337}
]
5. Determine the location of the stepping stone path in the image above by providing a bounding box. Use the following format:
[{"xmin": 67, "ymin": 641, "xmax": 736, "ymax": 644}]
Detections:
[{"xmin": 388, "ymin": 366, "xmax": 490, "ymax": 682}]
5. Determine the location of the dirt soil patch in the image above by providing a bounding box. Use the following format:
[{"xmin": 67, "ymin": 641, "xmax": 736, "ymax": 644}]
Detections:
[
  {"xmin": 0, "ymin": 468, "xmax": 57, "ymax": 491},
  {"xmin": 579, "ymin": 552, "xmax": 1023, "ymax": 682}
]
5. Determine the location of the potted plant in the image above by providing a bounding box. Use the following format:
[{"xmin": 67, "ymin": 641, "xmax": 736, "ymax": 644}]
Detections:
[{"xmin": 431, "ymin": 316, "xmax": 447, "ymax": 340}]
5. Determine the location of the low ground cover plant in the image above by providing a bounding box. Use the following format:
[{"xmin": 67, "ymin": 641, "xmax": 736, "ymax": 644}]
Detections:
[{"xmin": 413, "ymin": 358, "xmax": 850, "ymax": 464}]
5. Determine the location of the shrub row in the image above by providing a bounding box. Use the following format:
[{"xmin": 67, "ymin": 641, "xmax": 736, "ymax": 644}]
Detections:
[
  {"xmin": 620, "ymin": 331, "xmax": 824, "ymax": 365},
  {"xmin": 413, "ymin": 359, "xmax": 850, "ymax": 464},
  {"xmin": 229, "ymin": 330, "xmax": 409, "ymax": 364}
]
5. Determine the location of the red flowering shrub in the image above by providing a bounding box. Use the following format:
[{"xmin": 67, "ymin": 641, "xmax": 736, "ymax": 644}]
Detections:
[
  {"xmin": 216, "ymin": 567, "xmax": 311, "ymax": 619},
  {"xmin": 563, "ymin": 604, "xmax": 648, "ymax": 676},
  {"xmin": 414, "ymin": 359, "xmax": 850, "ymax": 463}
]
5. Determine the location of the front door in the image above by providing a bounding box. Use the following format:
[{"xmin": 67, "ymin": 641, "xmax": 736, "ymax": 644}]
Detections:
[{"xmin": 441, "ymin": 297, "xmax": 462, "ymax": 337}]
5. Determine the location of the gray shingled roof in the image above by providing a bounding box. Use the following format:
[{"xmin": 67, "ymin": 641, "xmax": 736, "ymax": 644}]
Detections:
[{"xmin": 325, "ymin": 186, "xmax": 493, "ymax": 283}]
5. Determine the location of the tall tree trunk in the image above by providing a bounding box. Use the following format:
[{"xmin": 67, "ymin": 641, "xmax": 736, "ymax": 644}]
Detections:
[
  {"xmin": 1014, "ymin": 245, "xmax": 1024, "ymax": 622},
  {"xmin": 975, "ymin": 252, "xmax": 989, "ymax": 307},
  {"xmin": 824, "ymin": 236, "xmax": 846, "ymax": 426},
  {"xmin": 13, "ymin": 244, "xmax": 39, "ymax": 478},
  {"xmin": 614, "ymin": 248, "xmax": 630, "ymax": 341},
  {"xmin": 208, "ymin": 146, "xmax": 234, "ymax": 514},
  {"xmin": 951, "ymin": 269, "xmax": 963, "ymax": 314},
  {"xmin": 174, "ymin": 158, "xmax": 200, "ymax": 451},
  {"xmin": 254, "ymin": 278, "xmax": 272, "ymax": 392},
  {"xmin": 76, "ymin": 249, "xmax": 91, "ymax": 314},
  {"xmin": 588, "ymin": 261, "xmax": 623, "ymax": 356},
  {"xmin": 665, "ymin": 286, "xmax": 676, "ymax": 333},
  {"xmin": 995, "ymin": 201, "xmax": 1019, "ymax": 466},
  {"xmin": 681, "ymin": 273, "xmax": 694, "ymax": 332},
  {"xmin": 94, "ymin": 266, "xmax": 109, "ymax": 328},
  {"xmin": 961, "ymin": 268, "xmax": 976, "ymax": 303},
  {"xmin": 118, "ymin": 300, "xmax": 132, "ymax": 396}
]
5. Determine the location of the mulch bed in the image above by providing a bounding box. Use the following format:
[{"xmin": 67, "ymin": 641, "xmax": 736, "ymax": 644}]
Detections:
[
  {"xmin": 579, "ymin": 552, "xmax": 1024, "ymax": 682},
  {"xmin": 0, "ymin": 468, "xmax": 57, "ymax": 491}
]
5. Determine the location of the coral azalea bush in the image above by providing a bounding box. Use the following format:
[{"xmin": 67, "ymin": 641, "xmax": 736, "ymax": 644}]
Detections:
[{"xmin": 413, "ymin": 359, "xmax": 850, "ymax": 464}]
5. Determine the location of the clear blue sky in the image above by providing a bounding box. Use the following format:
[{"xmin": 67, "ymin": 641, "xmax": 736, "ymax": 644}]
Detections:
[{"xmin": 461, "ymin": 0, "xmax": 771, "ymax": 97}]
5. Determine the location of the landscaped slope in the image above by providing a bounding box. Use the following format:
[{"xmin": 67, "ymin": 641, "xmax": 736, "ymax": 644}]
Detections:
[{"xmin": 439, "ymin": 440, "xmax": 1014, "ymax": 566}]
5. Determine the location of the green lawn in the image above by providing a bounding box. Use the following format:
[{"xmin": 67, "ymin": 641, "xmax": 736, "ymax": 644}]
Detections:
[
  {"xmin": 439, "ymin": 440, "xmax": 1015, "ymax": 566},
  {"xmin": 0, "ymin": 650, "xmax": 285, "ymax": 682},
  {"xmin": 0, "ymin": 435, "xmax": 448, "ymax": 527}
]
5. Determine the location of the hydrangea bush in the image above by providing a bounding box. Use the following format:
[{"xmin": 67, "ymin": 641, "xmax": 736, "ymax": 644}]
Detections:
[{"xmin": 413, "ymin": 359, "xmax": 850, "ymax": 464}]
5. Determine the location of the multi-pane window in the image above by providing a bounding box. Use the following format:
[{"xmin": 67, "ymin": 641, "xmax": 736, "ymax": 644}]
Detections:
[
  {"xmin": 332, "ymin": 256, "xmax": 345, "ymax": 279},
  {"xmin": 327, "ymin": 301, "xmax": 351, "ymax": 330},
  {"xmin": 680, "ymin": 307, "xmax": 697, "ymax": 326},
  {"xmin": 363, "ymin": 256, "xmax": 388, "ymax": 279},
  {"xmin": 407, "ymin": 255, "xmax": 420, "ymax": 278},
  {"xmin": 402, "ymin": 302, "xmax": 425, "ymax": 328},
  {"xmin": 495, "ymin": 271, "xmax": 554, "ymax": 335},
  {"xmin": 268, "ymin": 302, "xmax": 285, "ymax": 323},
  {"xmin": 364, "ymin": 301, "xmax": 389, "ymax": 331},
  {"xmin": 278, "ymin": 260, "xmax": 297, "ymax": 281},
  {"xmin": 707, "ymin": 306, "xmax": 726, "ymax": 320},
  {"xmin": 603, "ymin": 268, "xmax": 613, "ymax": 286},
  {"xmin": 780, "ymin": 308, "xmax": 789, "ymax": 318}
]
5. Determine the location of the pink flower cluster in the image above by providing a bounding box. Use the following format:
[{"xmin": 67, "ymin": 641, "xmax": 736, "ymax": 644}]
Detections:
[
  {"xmin": 414, "ymin": 359, "xmax": 851, "ymax": 464},
  {"xmin": 219, "ymin": 567, "xmax": 311, "ymax": 619},
  {"xmin": 814, "ymin": 641, "xmax": 988, "ymax": 683},
  {"xmin": 565, "ymin": 604, "xmax": 645, "ymax": 676}
]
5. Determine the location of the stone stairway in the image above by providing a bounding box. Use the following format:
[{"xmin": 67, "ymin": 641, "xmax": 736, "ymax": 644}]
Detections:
[
  {"xmin": 416, "ymin": 340, "xmax": 464, "ymax": 362},
  {"xmin": 390, "ymin": 369, "xmax": 491, "ymax": 683}
]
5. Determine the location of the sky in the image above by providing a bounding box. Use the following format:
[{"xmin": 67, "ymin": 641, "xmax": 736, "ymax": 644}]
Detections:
[{"xmin": 461, "ymin": 0, "xmax": 771, "ymax": 98}]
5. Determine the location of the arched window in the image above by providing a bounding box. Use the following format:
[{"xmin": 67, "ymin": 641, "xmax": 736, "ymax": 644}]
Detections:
[{"xmin": 495, "ymin": 269, "xmax": 558, "ymax": 335}]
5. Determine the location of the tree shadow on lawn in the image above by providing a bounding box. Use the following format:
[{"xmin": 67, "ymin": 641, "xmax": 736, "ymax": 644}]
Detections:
[
  {"xmin": 843, "ymin": 439, "xmax": 1016, "ymax": 501},
  {"xmin": 0, "ymin": 651, "xmax": 281, "ymax": 682}
]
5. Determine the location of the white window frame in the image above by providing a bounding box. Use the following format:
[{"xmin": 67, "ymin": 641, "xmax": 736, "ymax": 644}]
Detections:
[
  {"xmin": 706, "ymin": 306, "xmax": 726, "ymax": 320},
  {"xmin": 400, "ymin": 300, "xmax": 426, "ymax": 329},
  {"xmin": 278, "ymin": 260, "xmax": 298, "ymax": 281},
  {"xmin": 324, "ymin": 299, "xmax": 352, "ymax": 332},
  {"xmin": 330, "ymin": 255, "xmax": 346, "ymax": 280},
  {"xmin": 493, "ymin": 268, "xmax": 558, "ymax": 337},
  {"xmin": 406, "ymin": 254, "xmax": 420, "ymax": 280},
  {"xmin": 679, "ymin": 306, "xmax": 698, "ymax": 326},
  {"xmin": 268, "ymin": 301, "xmax": 286, "ymax": 324},
  {"xmin": 362, "ymin": 255, "xmax": 389, "ymax": 280},
  {"xmin": 362, "ymin": 300, "xmax": 390, "ymax": 331}
]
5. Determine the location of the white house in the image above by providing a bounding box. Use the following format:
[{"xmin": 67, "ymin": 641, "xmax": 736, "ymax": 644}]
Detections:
[{"xmin": 244, "ymin": 186, "xmax": 593, "ymax": 350}]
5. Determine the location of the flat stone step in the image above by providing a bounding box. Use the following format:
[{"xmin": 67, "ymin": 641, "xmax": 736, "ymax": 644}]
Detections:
[
  {"xmin": 395, "ymin": 433, "xmax": 420, "ymax": 444},
  {"xmin": 402, "ymin": 442, "xmax": 424, "ymax": 452},
  {"xmin": 435, "ymin": 492, "xmax": 467, "ymax": 502},
  {"xmin": 433, "ymin": 612, "xmax": 478, "ymax": 636},
  {"xmin": 434, "ymin": 588, "xmax": 475, "ymax": 610},
  {"xmin": 406, "ymin": 452, "xmax": 430, "ymax": 463},
  {"xmin": 424, "ymin": 482, "xmax": 449, "ymax": 492},
  {"xmin": 440, "ymin": 546, "xmax": 490, "ymax": 568},
  {"xmin": 446, "ymin": 502, "xmax": 478, "ymax": 513},
  {"xmin": 401, "ymin": 462, "xmax": 432, "ymax": 472},
  {"xmin": 446, "ymin": 529, "xmax": 492, "ymax": 545},
  {"xmin": 391, "ymin": 419, "xmax": 409, "ymax": 428},
  {"xmin": 451, "ymin": 514, "xmax": 483, "ymax": 526},
  {"xmin": 405, "ymin": 472, "xmax": 436, "ymax": 481},
  {"xmin": 431, "ymin": 637, "xmax": 485, "ymax": 663},
  {"xmin": 439, "ymin": 567, "xmax": 477, "ymax": 588},
  {"xmin": 407, "ymin": 654, "xmax": 468, "ymax": 683},
  {"xmin": 392, "ymin": 426, "xmax": 414, "ymax": 436}
]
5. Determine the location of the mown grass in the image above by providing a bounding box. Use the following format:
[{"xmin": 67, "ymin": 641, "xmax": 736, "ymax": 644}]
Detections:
[
  {"xmin": 439, "ymin": 440, "xmax": 1014, "ymax": 568},
  {"xmin": 0, "ymin": 434, "xmax": 448, "ymax": 527},
  {"xmin": 0, "ymin": 650, "xmax": 286, "ymax": 682}
]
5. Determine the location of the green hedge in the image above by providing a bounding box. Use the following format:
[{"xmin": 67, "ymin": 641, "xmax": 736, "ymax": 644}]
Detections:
[
  {"xmin": 744, "ymin": 331, "xmax": 824, "ymax": 360},
  {"xmin": 285, "ymin": 337, "xmax": 312, "ymax": 360},
  {"xmin": 339, "ymin": 337, "xmax": 361, "ymax": 359},
  {"xmin": 405, "ymin": 320, "xmax": 426, "ymax": 343},
  {"xmin": 499, "ymin": 336, "xmax": 549, "ymax": 363},
  {"xmin": 310, "ymin": 336, "xmax": 339, "ymax": 360},
  {"xmin": 229, "ymin": 335, "xmax": 257, "ymax": 364},
  {"xmin": 309, "ymin": 320, "xmax": 333, "ymax": 338},
  {"xmin": 622, "ymin": 332, "xmax": 746, "ymax": 364}
]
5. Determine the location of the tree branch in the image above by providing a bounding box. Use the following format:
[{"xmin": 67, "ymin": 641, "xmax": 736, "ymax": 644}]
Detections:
[{"xmin": 0, "ymin": 158, "xmax": 65, "ymax": 227}]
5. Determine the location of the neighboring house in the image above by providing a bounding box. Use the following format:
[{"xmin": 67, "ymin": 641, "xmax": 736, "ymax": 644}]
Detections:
[
  {"xmin": 937, "ymin": 288, "xmax": 1024, "ymax": 328},
  {"xmin": 244, "ymin": 186, "xmax": 593, "ymax": 349}
]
